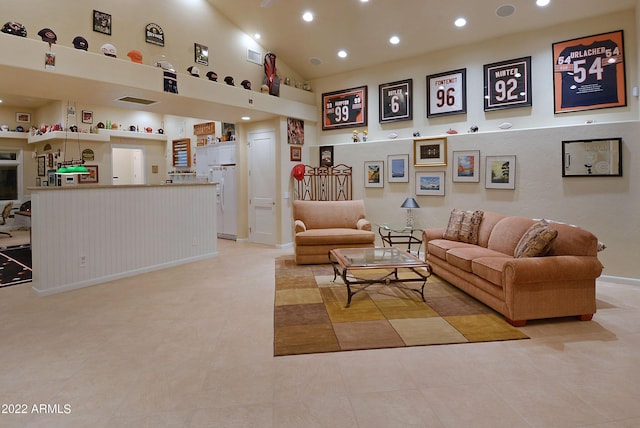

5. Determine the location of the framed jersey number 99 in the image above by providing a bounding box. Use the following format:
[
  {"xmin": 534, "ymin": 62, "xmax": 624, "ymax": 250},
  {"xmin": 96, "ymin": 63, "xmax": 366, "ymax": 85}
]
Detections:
[
  {"xmin": 553, "ymin": 30, "xmax": 626, "ymax": 114},
  {"xmin": 322, "ymin": 86, "xmax": 368, "ymax": 131},
  {"xmin": 427, "ymin": 69, "xmax": 467, "ymax": 118}
]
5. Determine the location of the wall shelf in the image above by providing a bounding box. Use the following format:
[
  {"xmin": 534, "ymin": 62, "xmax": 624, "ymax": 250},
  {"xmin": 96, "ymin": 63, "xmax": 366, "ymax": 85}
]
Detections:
[
  {"xmin": 0, "ymin": 131, "xmax": 29, "ymax": 140},
  {"xmin": 97, "ymin": 129, "xmax": 167, "ymax": 141},
  {"xmin": 25, "ymin": 129, "xmax": 167, "ymax": 144},
  {"xmin": 28, "ymin": 131, "xmax": 109, "ymax": 144}
]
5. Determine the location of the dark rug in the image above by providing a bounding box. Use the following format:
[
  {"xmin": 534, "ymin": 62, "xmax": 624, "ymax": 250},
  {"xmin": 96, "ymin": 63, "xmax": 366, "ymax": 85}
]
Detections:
[
  {"xmin": 0, "ymin": 246, "xmax": 32, "ymax": 288},
  {"xmin": 274, "ymin": 255, "xmax": 528, "ymax": 356}
]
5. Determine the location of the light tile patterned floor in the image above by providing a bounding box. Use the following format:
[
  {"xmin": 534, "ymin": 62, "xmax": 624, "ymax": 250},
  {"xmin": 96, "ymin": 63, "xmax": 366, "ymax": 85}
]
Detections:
[{"xmin": 0, "ymin": 237, "xmax": 639, "ymax": 427}]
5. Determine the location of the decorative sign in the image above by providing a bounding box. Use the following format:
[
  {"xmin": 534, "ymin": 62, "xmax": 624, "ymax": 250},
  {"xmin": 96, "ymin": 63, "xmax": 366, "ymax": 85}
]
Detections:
[
  {"xmin": 145, "ymin": 23, "xmax": 165, "ymax": 46},
  {"xmin": 484, "ymin": 57, "xmax": 532, "ymax": 111},
  {"xmin": 553, "ymin": 30, "xmax": 626, "ymax": 113},
  {"xmin": 322, "ymin": 86, "xmax": 367, "ymax": 131},
  {"xmin": 379, "ymin": 79, "xmax": 413, "ymax": 123},
  {"xmin": 427, "ymin": 69, "xmax": 466, "ymax": 117}
]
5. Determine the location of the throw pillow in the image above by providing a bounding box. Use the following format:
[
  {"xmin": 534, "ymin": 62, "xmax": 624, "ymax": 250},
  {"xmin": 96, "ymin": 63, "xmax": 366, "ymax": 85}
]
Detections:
[
  {"xmin": 443, "ymin": 209, "xmax": 484, "ymax": 244},
  {"xmin": 514, "ymin": 220, "xmax": 558, "ymax": 258}
]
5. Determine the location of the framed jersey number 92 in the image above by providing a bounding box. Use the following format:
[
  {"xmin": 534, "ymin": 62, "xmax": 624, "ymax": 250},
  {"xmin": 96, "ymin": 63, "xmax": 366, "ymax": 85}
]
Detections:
[
  {"xmin": 322, "ymin": 86, "xmax": 368, "ymax": 131},
  {"xmin": 427, "ymin": 69, "xmax": 467, "ymax": 118},
  {"xmin": 484, "ymin": 56, "xmax": 532, "ymax": 111}
]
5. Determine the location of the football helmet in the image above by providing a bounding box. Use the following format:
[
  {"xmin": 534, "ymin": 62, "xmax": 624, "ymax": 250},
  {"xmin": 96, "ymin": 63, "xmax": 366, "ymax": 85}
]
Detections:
[{"xmin": 2, "ymin": 21, "xmax": 27, "ymax": 37}]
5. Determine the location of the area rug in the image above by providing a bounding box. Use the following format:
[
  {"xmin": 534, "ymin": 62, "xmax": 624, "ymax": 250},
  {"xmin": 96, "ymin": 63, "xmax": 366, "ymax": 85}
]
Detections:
[
  {"xmin": 274, "ymin": 255, "xmax": 528, "ymax": 356},
  {"xmin": 0, "ymin": 245, "xmax": 32, "ymax": 288}
]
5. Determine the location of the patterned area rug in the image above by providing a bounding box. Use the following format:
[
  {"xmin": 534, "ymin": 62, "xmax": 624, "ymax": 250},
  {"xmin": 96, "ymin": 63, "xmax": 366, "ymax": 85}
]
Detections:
[
  {"xmin": 0, "ymin": 245, "xmax": 32, "ymax": 288},
  {"xmin": 274, "ymin": 255, "xmax": 528, "ymax": 356}
]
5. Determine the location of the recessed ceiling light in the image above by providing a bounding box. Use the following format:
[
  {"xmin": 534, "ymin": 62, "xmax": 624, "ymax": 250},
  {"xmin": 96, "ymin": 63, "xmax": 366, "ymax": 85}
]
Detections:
[
  {"xmin": 254, "ymin": 33, "xmax": 261, "ymax": 39},
  {"xmin": 361, "ymin": 0, "xmax": 369, "ymax": 3},
  {"xmin": 389, "ymin": 35, "xmax": 400, "ymax": 45},
  {"xmin": 302, "ymin": 11, "xmax": 314, "ymax": 22},
  {"xmin": 536, "ymin": 0, "xmax": 550, "ymax": 6},
  {"xmin": 241, "ymin": 116, "xmax": 251, "ymax": 121},
  {"xmin": 454, "ymin": 17, "xmax": 467, "ymax": 27},
  {"xmin": 337, "ymin": 50, "xmax": 348, "ymax": 58}
]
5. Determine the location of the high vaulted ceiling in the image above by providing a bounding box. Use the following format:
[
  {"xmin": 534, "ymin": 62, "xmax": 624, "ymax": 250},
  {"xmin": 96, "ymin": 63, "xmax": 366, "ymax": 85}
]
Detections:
[{"xmin": 207, "ymin": 0, "xmax": 636, "ymax": 80}]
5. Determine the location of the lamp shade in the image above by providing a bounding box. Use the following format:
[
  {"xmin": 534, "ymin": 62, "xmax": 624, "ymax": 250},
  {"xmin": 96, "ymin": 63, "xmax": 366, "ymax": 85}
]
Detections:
[{"xmin": 400, "ymin": 197, "xmax": 420, "ymax": 209}]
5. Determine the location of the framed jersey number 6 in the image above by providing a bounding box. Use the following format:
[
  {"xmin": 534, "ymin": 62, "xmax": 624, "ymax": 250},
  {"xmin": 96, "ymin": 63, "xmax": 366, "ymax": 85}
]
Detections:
[{"xmin": 427, "ymin": 69, "xmax": 467, "ymax": 118}]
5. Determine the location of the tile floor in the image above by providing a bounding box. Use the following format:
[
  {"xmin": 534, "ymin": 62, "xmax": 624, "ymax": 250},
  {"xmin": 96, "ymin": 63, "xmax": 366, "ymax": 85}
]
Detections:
[{"xmin": 1, "ymin": 236, "xmax": 639, "ymax": 427}]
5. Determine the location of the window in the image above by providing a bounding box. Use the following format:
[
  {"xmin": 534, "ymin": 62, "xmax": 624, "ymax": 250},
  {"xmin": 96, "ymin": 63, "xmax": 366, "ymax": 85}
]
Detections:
[{"xmin": 0, "ymin": 149, "xmax": 23, "ymax": 202}]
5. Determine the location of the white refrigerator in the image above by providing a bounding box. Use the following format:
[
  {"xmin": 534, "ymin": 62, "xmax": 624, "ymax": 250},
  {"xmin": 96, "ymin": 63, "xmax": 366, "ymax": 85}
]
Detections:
[{"xmin": 208, "ymin": 165, "xmax": 237, "ymax": 240}]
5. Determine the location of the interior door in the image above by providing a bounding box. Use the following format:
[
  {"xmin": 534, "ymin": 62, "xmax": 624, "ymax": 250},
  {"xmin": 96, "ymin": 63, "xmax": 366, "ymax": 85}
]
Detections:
[
  {"xmin": 249, "ymin": 130, "xmax": 276, "ymax": 245},
  {"xmin": 112, "ymin": 147, "xmax": 144, "ymax": 185}
]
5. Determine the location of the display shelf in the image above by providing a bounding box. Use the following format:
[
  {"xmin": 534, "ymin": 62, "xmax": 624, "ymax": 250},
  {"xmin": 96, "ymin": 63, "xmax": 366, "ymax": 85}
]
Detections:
[
  {"xmin": 97, "ymin": 129, "xmax": 167, "ymax": 141},
  {"xmin": 28, "ymin": 131, "xmax": 109, "ymax": 144},
  {"xmin": 0, "ymin": 131, "xmax": 29, "ymax": 140}
]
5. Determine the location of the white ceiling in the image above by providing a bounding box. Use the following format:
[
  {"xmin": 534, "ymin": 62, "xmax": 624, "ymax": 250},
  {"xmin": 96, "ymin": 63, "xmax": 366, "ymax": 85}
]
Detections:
[{"xmin": 207, "ymin": 0, "xmax": 636, "ymax": 80}]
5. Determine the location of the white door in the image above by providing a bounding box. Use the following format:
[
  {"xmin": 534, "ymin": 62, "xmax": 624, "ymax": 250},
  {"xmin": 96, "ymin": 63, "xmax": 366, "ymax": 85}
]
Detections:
[
  {"xmin": 249, "ymin": 130, "xmax": 276, "ymax": 245},
  {"xmin": 112, "ymin": 147, "xmax": 144, "ymax": 185}
]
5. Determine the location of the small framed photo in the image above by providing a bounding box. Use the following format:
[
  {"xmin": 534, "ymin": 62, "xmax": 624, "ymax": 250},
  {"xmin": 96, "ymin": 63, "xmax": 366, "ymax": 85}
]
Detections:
[
  {"xmin": 452, "ymin": 150, "xmax": 480, "ymax": 182},
  {"xmin": 290, "ymin": 145, "xmax": 302, "ymax": 162},
  {"xmin": 287, "ymin": 118, "xmax": 304, "ymax": 145},
  {"xmin": 194, "ymin": 43, "xmax": 209, "ymax": 66},
  {"xmin": 414, "ymin": 137, "xmax": 447, "ymax": 166},
  {"xmin": 320, "ymin": 146, "xmax": 334, "ymax": 167},
  {"xmin": 416, "ymin": 171, "xmax": 445, "ymax": 196},
  {"xmin": 82, "ymin": 110, "xmax": 93, "ymax": 124},
  {"xmin": 485, "ymin": 155, "xmax": 516, "ymax": 189},
  {"xmin": 37, "ymin": 156, "xmax": 46, "ymax": 177},
  {"xmin": 379, "ymin": 79, "xmax": 413, "ymax": 123},
  {"xmin": 364, "ymin": 161, "xmax": 384, "ymax": 188},
  {"xmin": 78, "ymin": 165, "xmax": 99, "ymax": 184},
  {"xmin": 427, "ymin": 68, "xmax": 466, "ymax": 117},
  {"xmin": 387, "ymin": 154, "xmax": 409, "ymax": 183},
  {"xmin": 16, "ymin": 112, "xmax": 31, "ymax": 123},
  {"xmin": 93, "ymin": 10, "xmax": 112, "ymax": 35}
]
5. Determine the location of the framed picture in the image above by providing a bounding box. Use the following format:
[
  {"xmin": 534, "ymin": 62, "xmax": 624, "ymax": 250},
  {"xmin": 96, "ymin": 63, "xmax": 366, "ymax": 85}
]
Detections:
[
  {"xmin": 16, "ymin": 112, "xmax": 31, "ymax": 123},
  {"xmin": 222, "ymin": 123, "xmax": 236, "ymax": 141},
  {"xmin": 452, "ymin": 150, "xmax": 480, "ymax": 182},
  {"xmin": 287, "ymin": 118, "xmax": 304, "ymax": 145},
  {"xmin": 319, "ymin": 146, "xmax": 334, "ymax": 167},
  {"xmin": 484, "ymin": 56, "xmax": 532, "ymax": 111},
  {"xmin": 322, "ymin": 85, "xmax": 367, "ymax": 130},
  {"xmin": 37, "ymin": 156, "xmax": 46, "ymax": 177},
  {"xmin": 387, "ymin": 154, "xmax": 409, "ymax": 183},
  {"xmin": 562, "ymin": 138, "xmax": 622, "ymax": 177},
  {"xmin": 78, "ymin": 165, "xmax": 99, "ymax": 184},
  {"xmin": 145, "ymin": 23, "xmax": 165, "ymax": 46},
  {"xmin": 414, "ymin": 137, "xmax": 447, "ymax": 166},
  {"xmin": 93, "ymin": 10, "xmax": 112, "ymax": 35},
  {"xmin": 81, "ymin": 110, "xmax": 93, "ymax": 124},
  {"xmin": 379, "ymin": 79, "xmax": 413, "ymax": 123},
  {"xmin": 364, "ymin": 161, "xmax": 384, "ymax": 188},
  {"xmin": 553, "ymin": 30, "xmax": 626, "ymax": 113},
  {"xmin": 416, "ymin": 171, "xmax": 445, "ymax": 196},
  {"xmin": 194, "ymin": 43, "xmax": 209, "ymax": 66},
  {"xmin": 290, "ymin": 145, "xmax": 302, "ymax": 162},
  {"xmin": 485, "ymin": 155, "xmax": 516, "ymax": 189},
  {"xmin": 427, "ymin": 68, "xmax": 466, "ymax": 117}
]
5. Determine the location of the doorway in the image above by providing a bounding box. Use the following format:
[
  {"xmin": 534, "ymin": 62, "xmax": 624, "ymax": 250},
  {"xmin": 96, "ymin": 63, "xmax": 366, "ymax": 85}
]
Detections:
[
  {"xmin": 248, "ymin": 130, "xmax": 276, "ymax": 245},
  {"xmin": 112, "ymin": 146, "xmax": 145, "ymax": 185}
]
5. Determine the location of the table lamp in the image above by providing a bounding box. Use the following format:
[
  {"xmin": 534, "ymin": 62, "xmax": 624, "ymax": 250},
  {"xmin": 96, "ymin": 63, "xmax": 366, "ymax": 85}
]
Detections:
[{"xmin": 401, "ymin": 197, "xmax": 420, "ymax": 227}]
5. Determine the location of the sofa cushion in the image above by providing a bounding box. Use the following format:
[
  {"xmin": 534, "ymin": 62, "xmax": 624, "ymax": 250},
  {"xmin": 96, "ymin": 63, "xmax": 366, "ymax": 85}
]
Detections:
[
  {"xmin": 427, "ymin": 239, "xmax": 477, "ymax": 260},
  {"xmin": 295, "ymin": 228, "xmax": 375, "ymax": 246},
  {"xmin": 487, "ymin": 216, "xmax": 536, "ymax": 256},
  {"xmin": 472, "ymin": 256, "xmax": 513, "ymax": 287},
  {"xmin": 446, "ymin": 246, "xmax": 509, "ymax": 273},
  {"xmin": 443, "ymin": 209, "xmax": 484, "ymax": 244},
  {"xmin": 514, "ymin": 220, "xmax": 558, "ymax": 258}
]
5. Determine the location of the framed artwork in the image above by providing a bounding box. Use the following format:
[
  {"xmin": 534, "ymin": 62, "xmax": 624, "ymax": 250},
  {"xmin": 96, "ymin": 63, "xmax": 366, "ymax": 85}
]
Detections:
[
  {"xmin": 78, "ymin": 165, "xmax": 99, "ymax": 184},
  {"xmin": 416, "ymin": 171, "xmax": 445, "ymax": 196},
  {"xmin": 452, "ymin": 150, "xmax": 480, "ymax": 182},
  {"xmin": 485, "ymin": 155, "xmax": 516, "ymax": 189},
  {"xmin": 387, "ymin": 154, "xmax": 409, "ymax": 183},
  {"xmin": 81, "ymin": 110, "xmax": 93, "ymax": 124},
  {"xmin": 364, "ymin": 161, "xmax": 384, "ymax": 188},
  {"xmin": 93, "ymin": 10, "xmax": 112, "ymax": 35},
  {"xmin": 195, "ymin": 43, "xmax": 209, "ymax": 66},
  {"xmin": 562, "ymin": 138, "xmax": 622, "ymax": 177},
  {"xmin": 37, "ymin": 156, "xmax": 46, "ymax": 177},
  {"xmin": 319, "ymin": 146, "xmax": 334, "ymax": 167},
  {"xmin": 16, "ymin": 112, "xmax": 31, "ymax": 123},
  {"xmin": 322, "ymin": 85, "xmax": 367, "ymax": 130},
  {"xmin": 287, "ymin": 118, "xmax": 304, "ymax": 145},
  {"xmin": 222, "ymin": 123, "xmax": 236, "ymax": 141},
  {"xmin": 426, "ymin": 68, "xmax": 466, "ymax": 117},
  {"xmin": 553, "ymin": 30, "xmax": 626, "ymax": 113},
  {"xmin": 379, "ymin": 79, "xmax": 413, "ymax": 123},
  {"xmin": 145, "ymin": 23, "xmax": 165, "ymax": 46},
  {"xmin": 484, "ymin": 56, "xmax": 532, "ymax": 111},
  {"xmin": 290, "ymin": 145, "xmax": 302, "ymax": 162},
  {"xmin": 414, "ymin": 137, "xmax": 447, "ymax": 166}
]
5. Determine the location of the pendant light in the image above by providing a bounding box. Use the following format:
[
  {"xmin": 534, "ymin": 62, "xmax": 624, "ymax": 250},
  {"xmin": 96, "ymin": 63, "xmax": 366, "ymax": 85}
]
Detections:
[{"xmin": 56, "ymin": 101, "xmax": 88, "ymax": 175}]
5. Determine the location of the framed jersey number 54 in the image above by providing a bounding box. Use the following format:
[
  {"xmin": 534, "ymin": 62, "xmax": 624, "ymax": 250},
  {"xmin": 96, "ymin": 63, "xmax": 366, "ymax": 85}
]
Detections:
[{"xmin": 427, "ymin": 69, "xmax": 467, "ymax": 118}]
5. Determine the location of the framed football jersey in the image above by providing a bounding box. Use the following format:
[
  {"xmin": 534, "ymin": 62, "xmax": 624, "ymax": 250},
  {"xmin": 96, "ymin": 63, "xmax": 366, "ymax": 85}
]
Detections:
[
  {"xmin": 427, "ymin": 69, "xmax": 466, "ymax": 117},
  {"xmin": 483, "ymin": 57, "xmax": 532, "ymax": 111},
  {"xmin": 379, "ymin": 79, "xmax": 413, "ymax": 123},
  {"xmin": 553, "ymin": 30, "xmax": 626, "ymax": 113},
  {"xmin": 322, "ymin": 86, "xmax": 367, "ymax": 130}
]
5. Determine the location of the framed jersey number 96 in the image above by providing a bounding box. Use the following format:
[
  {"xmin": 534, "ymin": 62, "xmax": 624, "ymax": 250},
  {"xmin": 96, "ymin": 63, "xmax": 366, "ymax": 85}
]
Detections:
[
  {"xmin": 322, "ymin": 86, "xmax": 368, "ymax": 131},
  {"xmin": 427, "ymin": 69, "xmax": 467, "ymax": 118}
]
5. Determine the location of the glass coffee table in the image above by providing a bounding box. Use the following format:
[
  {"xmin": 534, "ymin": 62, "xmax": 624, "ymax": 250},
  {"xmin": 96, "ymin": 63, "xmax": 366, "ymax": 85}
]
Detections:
[{"xmin": 328, "ymin": 247, "xmax": 431, "ymax": 308}]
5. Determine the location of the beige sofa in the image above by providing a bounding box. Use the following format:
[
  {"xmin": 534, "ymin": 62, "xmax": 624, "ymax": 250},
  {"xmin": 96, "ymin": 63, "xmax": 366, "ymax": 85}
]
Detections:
[
  {"xmin": 423, "ymin": 210, "xmax": 603, "ymax": 326},
  {"xmin": 293, "ymin": 200, "xmax": 375, "ymax": 264}
]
